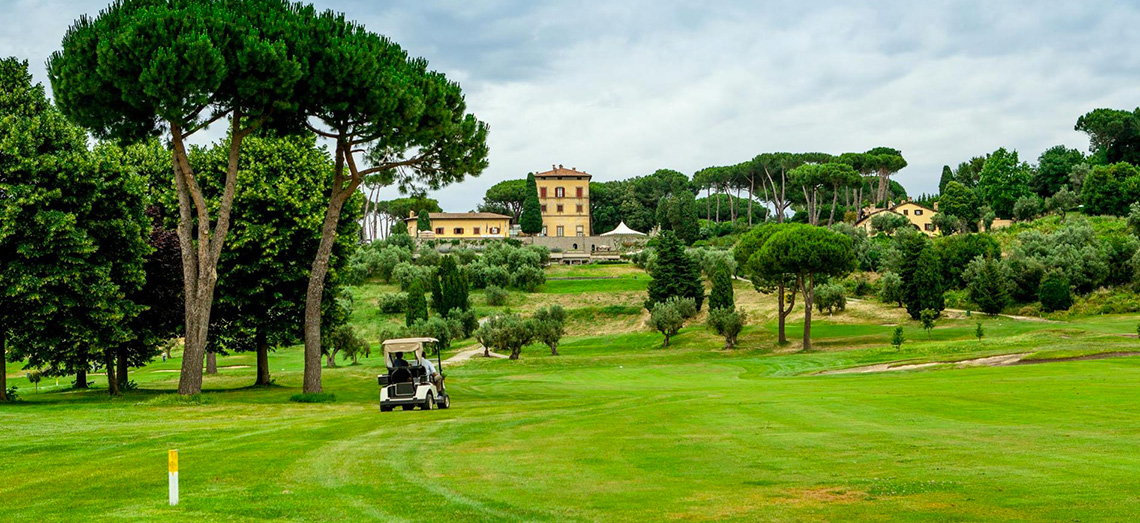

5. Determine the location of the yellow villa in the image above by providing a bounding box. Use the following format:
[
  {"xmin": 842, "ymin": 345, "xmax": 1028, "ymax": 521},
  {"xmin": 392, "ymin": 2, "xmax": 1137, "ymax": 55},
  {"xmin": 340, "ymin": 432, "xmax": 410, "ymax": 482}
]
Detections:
[
  {"xmin": 535, "ymin": 164, "xmax": 591, "ymax": 237},
  {"xmin": 406, "ymin": 212, "xmax": 510, "ymax": 239},
  {"xmin": 855, "ymin": 200, "xmax": 939, "ymax": 236}
]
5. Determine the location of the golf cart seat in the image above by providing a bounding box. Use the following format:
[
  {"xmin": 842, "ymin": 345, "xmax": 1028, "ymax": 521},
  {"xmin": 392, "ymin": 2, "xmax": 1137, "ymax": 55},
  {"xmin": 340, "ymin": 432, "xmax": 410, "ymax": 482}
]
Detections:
[{"xmin": 389, "ymin": 367, "xmax": 411, "ymax": 384}]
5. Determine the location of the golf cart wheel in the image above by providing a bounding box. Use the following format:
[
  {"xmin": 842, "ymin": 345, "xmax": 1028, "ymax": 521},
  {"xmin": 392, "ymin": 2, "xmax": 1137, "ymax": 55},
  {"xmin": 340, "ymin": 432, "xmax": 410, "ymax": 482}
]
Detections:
[
  {"xmin": 401, "ymin": 405, "xmax": 415, "ymax": 411},
  {"xmin": 438, "ymin": 394, "xmax": 451, "ymax": 409},
  {"xmin": 423, "ymin": 392, "xmax": 434, "ymax": 410},
  {"xmin": 380, "ymin": 405, "xmax": 393, "ymax": 412}
]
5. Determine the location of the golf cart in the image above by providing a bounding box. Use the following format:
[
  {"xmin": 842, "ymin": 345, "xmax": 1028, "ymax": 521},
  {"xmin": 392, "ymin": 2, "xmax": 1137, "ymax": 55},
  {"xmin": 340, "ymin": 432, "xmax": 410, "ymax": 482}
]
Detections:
[{"xmin": 378, "ymin": 337, "xmax": 450, "ymax": 412}]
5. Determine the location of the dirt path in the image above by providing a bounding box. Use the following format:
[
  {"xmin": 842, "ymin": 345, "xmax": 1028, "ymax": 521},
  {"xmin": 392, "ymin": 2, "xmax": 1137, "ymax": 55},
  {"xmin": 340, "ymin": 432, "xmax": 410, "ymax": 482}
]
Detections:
[
  {"xmin": 446, "ymin": 344, "xmax": 507, "ymax": 364},
  {"xmin": 821, "ymin": 353, "xmax": 1031, "ymax": 375},
  {"xmin": 821, "ymin": 351, "xmax": 1140, "ymax": 375}
]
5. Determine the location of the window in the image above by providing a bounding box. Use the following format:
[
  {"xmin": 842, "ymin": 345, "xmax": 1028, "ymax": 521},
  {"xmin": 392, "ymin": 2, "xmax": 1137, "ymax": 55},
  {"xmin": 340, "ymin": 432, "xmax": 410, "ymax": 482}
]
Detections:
[
  {"xmin": 556, "ymin": 225, "xmax": 564, "ymax": 237},
  {"xmin": 576, "ymin": 225, "xmax": 584, "ymax": 237},
  {"xmin": 489, "ymin": 227, "xmax": 500, "ymax": 234},
  {"xmin": 541, "ymin": 226, "xmax": 548, "ymax": 236},
  {"xmin": 914, "ymin": 209, "xmax": 923, "ymax": 216},
  {"xmin": 556, "ymin": 204, "xmax": 564, "ymax": 213},
  {"xmin": 576, "ymin": 204, "xmax": 583, "ymax": 213},
  {"xmin": 435, "ymin": 227, "xmax": 444, "ymax": 234},
  {"xmin": 473, "ymin": 227, "xmax": 480, "ymax": 235},
  {"xmin": 902, "ymin": 209, "xmax": 909, "ymax": 215},
  {"xmin": 453, "ymin": 227, "xmax": 464, "ymax": 235},
  {"xmin": 925, "ymin": 223, "xmax": 935, "ymax": 231},
  {"xmin": 576, "ymin": 187, "xmax": 583, "ymax": 198},
  {"xmin": 540, "ymin": 187, "xmax": 547, "ymax": 198},
  {"xmin": 555, "ymin": 187, "xmax": 565, "ymax": 198},
  {"xmin": 541, "ymin": 204, "xmax": 547, "ymax": 213}
]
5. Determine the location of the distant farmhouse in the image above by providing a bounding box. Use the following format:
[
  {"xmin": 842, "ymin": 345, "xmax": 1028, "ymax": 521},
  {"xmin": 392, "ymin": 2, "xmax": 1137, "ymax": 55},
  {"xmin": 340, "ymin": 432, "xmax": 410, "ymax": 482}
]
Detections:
[
  {"xmin": 405, "ymin": 212, "xmax": 511, "ymax": 239},
  {"xmin": 855, "ymin": 200, "xmax": 939, "ymax": 236},
  {"xmin": 535, "ymin": 164, "xmax": 592, "ymax": 237}
]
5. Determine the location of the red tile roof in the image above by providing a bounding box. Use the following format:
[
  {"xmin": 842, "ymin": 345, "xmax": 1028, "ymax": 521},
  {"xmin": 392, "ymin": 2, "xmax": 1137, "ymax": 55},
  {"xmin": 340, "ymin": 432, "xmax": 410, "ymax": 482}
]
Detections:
[{"xmin": 534, "ymin": 165, "xmax": 592, "ymax": 178}]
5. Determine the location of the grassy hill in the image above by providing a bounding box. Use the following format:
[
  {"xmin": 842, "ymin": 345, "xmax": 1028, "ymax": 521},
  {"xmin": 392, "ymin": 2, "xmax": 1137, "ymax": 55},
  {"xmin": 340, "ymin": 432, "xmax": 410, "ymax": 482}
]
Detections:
[{"xmin": 4, "ymin": 264, "xmax": 1140, "ymax": 521}]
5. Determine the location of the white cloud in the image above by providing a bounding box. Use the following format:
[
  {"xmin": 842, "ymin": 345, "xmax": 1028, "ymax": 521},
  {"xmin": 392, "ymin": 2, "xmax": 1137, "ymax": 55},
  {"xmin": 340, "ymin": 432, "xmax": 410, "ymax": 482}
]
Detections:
[{"xmin": 3, "ymin": 0, "xmax": 1138, "ymax": 209}]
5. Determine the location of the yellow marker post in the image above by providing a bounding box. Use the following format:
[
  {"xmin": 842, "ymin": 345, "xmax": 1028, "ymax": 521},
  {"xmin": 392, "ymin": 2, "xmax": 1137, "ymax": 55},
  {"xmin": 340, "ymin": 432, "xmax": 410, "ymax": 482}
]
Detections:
[{"xmin": 168, "ymin": 450, "xmax": 179, "ymax": 506}]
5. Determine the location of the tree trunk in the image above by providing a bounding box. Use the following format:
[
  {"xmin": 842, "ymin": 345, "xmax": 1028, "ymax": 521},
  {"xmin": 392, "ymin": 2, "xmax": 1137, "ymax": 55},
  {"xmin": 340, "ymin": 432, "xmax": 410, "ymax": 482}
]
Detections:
[
  {"xmin": 729, "ymin": 186, "xmax": 737, "ymax": 222},
  {"xmin": 104, "ymin": 349, "xmax": 120, "ymax": 397},
  {"xmin": 171, "ymin": 119, "xmax": 251, "ymax": 396},
  {"xmin": 878, "ymin": 171, "xmax": 889, "ymax": 206},
  {"xmin": 748, "ymin": 178, "xmax": 754, "ymax": 226},
  {"xmin": 801, "ymin": 273, "xmax": 814, "ymax": 351},
  {"xmin": 255, "ymin": 327, "xmax": 271, "ymax": 386},
  {"xmin": 828, "ymin": 184, "xmax": 840, "ymax": 226},
  {"xmin": 777, "ymin": 282, "xmax": 787, "ymax": 344},
  {"xmin": 662, "ymin": 334, "xmax": 670, "ymax": 348},
  {"xmin": 705, "ymin": 186, "xmax": 711, "ymax": 222},
  {"xmin": 326, "ymin": 352, "xmax": 336, "ymax": 368},
  {"xmin": 509, "ymin": 348, "xmax": 521, "ymax": 360},
  {"xmin": 206, "ymin": 352, "xmax": 217, "ymax": 374},
  {"xmin": 0, "ymin": 331, "xmax": 7, "ymax": 402},
  {"xmin": 715, "ymin": 188, "xmax": 721, "ymax": 223},
  {"xmin": 117, "ymin": 348, "xmax": 129, "ymax": 390},
  {"xmin": 550, "ymin": 342, "xmax": 559, "ymax": 356},
  {"xmin": 75, "ymin": 349, "xmax": 88, "ymax": 389}
]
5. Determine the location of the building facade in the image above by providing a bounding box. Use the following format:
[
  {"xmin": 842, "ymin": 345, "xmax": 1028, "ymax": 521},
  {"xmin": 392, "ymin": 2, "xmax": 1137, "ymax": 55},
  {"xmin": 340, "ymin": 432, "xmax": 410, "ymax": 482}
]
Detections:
[
  {"xmin": 406, "ymin": 212, "xmax": 511, "ymax": 239},
  {"xmin": 855, "ymin": 201, "xmax": 939, "ymax": 236},
  {"xmin": 534, "ymin": 165, "xmax": 591, "ymax": 237}
]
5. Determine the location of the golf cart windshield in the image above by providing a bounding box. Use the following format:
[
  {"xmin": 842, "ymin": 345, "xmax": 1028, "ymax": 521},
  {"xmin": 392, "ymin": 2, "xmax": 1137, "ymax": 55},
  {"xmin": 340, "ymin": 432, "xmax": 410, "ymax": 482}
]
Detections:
[{"xmin": 382, "ymin": 337, "xmax": 438, "ymax": 368}]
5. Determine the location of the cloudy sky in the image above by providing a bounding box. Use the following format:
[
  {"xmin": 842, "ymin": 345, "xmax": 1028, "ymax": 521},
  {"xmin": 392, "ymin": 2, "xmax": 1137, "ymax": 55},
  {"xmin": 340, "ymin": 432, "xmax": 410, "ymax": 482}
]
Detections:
[{"xmin": 2, "ymin": 0, "xmax": 1137, "ymax": 211}]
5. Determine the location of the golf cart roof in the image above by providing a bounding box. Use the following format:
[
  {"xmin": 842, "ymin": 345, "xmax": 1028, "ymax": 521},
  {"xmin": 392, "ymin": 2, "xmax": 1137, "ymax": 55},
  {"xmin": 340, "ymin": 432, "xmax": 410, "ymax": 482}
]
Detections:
[{"xmin": 382, "ymin": 337, "xmax": 439, "ymax": 355}]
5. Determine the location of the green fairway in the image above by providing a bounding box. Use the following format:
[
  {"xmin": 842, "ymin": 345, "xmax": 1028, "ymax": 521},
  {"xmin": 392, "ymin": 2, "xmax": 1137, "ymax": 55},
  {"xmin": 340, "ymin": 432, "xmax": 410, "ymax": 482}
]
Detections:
[{"xmin": 4, "ymin": 306, "xmax": 1140, "ymax": 522}]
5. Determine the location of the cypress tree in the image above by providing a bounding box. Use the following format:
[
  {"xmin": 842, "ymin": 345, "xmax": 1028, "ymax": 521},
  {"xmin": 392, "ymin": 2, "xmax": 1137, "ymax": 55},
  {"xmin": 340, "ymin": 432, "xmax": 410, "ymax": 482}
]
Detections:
[
  {"xmin": 708, "ymin": 263, "xmax": 735, "ymax": 311},
  {"xmin": 436, "ymin": 255, "xmax": 469, "ymax": 317},
  {"xmin": 898, "ymin": 241, "xmax": 943, "ymax": 319},
  {"xmin": 968, "ymin": 256, "xmax": 1010, "ymax": 315},
  {"xmin": 430, "ymin": 265, "xmax": 445, "ymax": 317},
  {"xmin": 1039, "ymin": 270, "xmax": 1073, "ymax": 312},
  {"xmin": 405, "ymin": 280, "xmax": 428, "ymax": 327},
  {"xmin": 417, "ymin": 212, "xmax": 432, "ymax": 232},
  {"xmin": 645, "ymin": 230, "xmax": 705, "ymax": 311},
  {"xmin": 938, "ymin": 165, "xmax": 954, "ymax": 194},
  {"xmin": 520, "ymin": 172, "xmax": 543, "ymax": 234}
]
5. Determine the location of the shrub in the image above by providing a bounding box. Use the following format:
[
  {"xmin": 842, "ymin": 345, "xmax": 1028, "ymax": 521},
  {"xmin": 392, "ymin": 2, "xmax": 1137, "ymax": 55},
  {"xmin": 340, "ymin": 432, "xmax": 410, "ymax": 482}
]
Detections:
[
  {"xmin": 707, "ymin": 307, "xmax": 747, "ymax": 349},
  {"xmin": 453, "ymin": 309, "xmax": 480, "ymax": 338},
  {"xmin": 871, "ymin": 212, "xmax": 912, "ymax": 235},
  {"xmin": 814, "ymin": 283, "xmax": 846, "ymax": 314},
  {"xmin": 1039, "ymin": 270, "xmax": 1073, "ymax": 312},
  {"xmin": 392, "ymin": 262, "xmax": 435, "ymax": 292},
  {"xmin": 879, "ymin": 271, "xmax": 904, "ymax": 307},
  {"xmin": 1012, "ymin": 194, "xmax": 1042, "ymax": 222},
  {"xmin": 975, "ymin": 322, "xmax": 984, "ymax": 341},
  {"xmin": 410, "ymin": 316, "xmax": 464, "ymax": 353},
  {"xmin": 385, "ymin": 232, "xmax": 415, "ymax": 251},
  {"xmin": 322, "ymin": 325, "xmax": 370, "ymax": 366},
  {"xmin": 453, "ymin": 247, "xmax": 478, "ymax": 265},
  {"xmin": 416, "ymin": 248, "xmax": 441, "ymax": 267},
  {"xmin": 467, "ymin": 263, "xmax": 509, "ymax": 289},
  {"xmin": 511, "ymin": 265, "xmax": 546, "ymax": 292},
  {"xmin": 376, "ymin": 293, "xmax": 407, "ymax": 314},
  {"xmin": 842, "ymin": 273, "xmax": 874, "ymax": 297},
  {"xmin": 484, "ymin": 285, "xmax": 509, "ymax": 306}
]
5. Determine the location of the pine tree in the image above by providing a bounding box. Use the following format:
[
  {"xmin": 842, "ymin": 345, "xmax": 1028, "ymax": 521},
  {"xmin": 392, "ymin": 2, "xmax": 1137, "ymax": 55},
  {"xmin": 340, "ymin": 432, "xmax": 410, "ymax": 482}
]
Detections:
[
  {"xmin": 520, "ymin": 172, "xmax": 543, "ymax": 235},
  {"xmin": 673, "ymin": 184, "xmax": 700, "ymax": 245},
  {"xmin": 405, "ymin": 280, "xmax": 429, "ymax": 327},
  {"xmin": 645, "ymin": 230, "xmax": 705, "ymax": 311},
  {"xmin": 708, "ymin": 264, "xmax": 735, "ymax": 311}
]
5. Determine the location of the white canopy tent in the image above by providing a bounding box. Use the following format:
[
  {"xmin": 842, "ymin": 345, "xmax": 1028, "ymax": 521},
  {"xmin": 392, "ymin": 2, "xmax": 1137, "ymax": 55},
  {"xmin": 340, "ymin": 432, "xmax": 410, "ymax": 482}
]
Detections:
[{"xmin": 599, "ymin": 221, "xmax": 646, "ymax": 237}]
